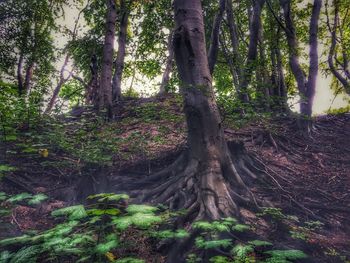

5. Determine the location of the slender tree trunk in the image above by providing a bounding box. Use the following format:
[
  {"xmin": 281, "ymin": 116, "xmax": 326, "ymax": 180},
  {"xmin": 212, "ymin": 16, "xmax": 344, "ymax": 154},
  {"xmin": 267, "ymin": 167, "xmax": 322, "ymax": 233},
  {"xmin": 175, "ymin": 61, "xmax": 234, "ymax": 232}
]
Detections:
[
  {"xmin": 112, "ymin": 0, "xmax": 129, "ymax": 102},
  {"xmin": 44, "ymin": 4, "xmax": 84, "ymax": 113},
  {"xmin": 239, "ymin": 0, "xmax": 265, "ymax": 99},
  {"xmin": 276, "ymin": 45, "xmax": 289, "ymax": 112},
  {"xmin": 225, "ymin": 0, "xmax": 248, "ymax": 103},
  {"xmin": 280, "ymin": 0, "xmax": 306, "ymax": 95},
  {"xmin": 257, "ymin": 17, "xmax": 271, "ymax": 111},
  {"xmin": 303, "ymin": 0, "xmax": 322, "ymax": 118},
  {"xmin": 24, "ymin": 62, "xmax": 35, "ymax": 95},
  {"xmin": 17, "ymin": 53, "xmax": 24, "ymax": 96},
  {"xmin": 45, "ymin": 55, "xmax": 71, "ymax": 114},
  {"xmin": 280, "ymin": 0, "xmax": 322, "ymax": 120},
  {"xmin": 159, "ymin": 31, "xmax": 175, "ymax": 95},
  {"xmin": 269, "ymin": 19, "xmax": 289, "ymax": 113},
  {"xmin": 280, "ymin": 0, "xmax": 322, "ymax": 130},
  {"xmin": 326, "ymin": 0, "xmax": 350, "ymax": 95},
  {"xmin": 86, "ymin": 54, "xmax": 99, "ymax": 105},
  {"xmin": 100, "ymin": 0, "xmax": 117, "ymax": 109},
  {"xmin": 219, "ymin": 33, "xmax": 240, "ymax": 90},
  {"xmin": 207, "ymin": 0, "xmax": 226, "ymax": 75},
  {"xmin": 226, "ymin": 0, "xmax": 265, "ymax": 107}
]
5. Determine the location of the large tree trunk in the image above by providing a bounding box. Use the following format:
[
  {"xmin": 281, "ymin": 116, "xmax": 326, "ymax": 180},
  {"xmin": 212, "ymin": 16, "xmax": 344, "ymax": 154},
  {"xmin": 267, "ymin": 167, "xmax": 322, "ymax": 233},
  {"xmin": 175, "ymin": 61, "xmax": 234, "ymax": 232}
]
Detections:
[
  {"xmin": 116, "ymin": 0, "xmax": 259, "ymax": 221},
  {"xmin": 150, "ymin": 0, "xmax": 257, "ymax": 220},
  {"xmin": 112, "ymin": 0, "xmax": 129, "ymax": 102},
  {"xmin": 159, "ymin": 31, "xmax": 174, "ymax": 95},
  {"xmin": 99, "ymin": 0, "xmax": 117, "ymax": 110},
  {"xmin": 113, "ymin": 2, "xmax": 263, "ymax": 260}
]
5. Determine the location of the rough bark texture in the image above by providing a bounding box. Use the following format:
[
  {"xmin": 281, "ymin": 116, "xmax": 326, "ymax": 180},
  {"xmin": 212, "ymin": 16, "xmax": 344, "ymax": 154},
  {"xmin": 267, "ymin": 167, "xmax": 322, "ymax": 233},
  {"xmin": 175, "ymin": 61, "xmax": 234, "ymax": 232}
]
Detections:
[
  {"xmin": 172, "ymin": 0, "xmax": 235, "ymax": 220},
  {"xmin": 112, "ymin": 0, "xmax": 129, "ymax": 102},
  {"xmin": 99, "ymin": 0, "xmax": 117, "ymax": 109},
  {"xmin": 280, "ymin": 0, "xmax": 322, "ymax": 124},
  {"xmin": 207, "ymin": 0, "xmax": 226, "ymax": 75},
  {"xmin": 159, "ymin": 31, "xmax": 174, "ymax": 95}
]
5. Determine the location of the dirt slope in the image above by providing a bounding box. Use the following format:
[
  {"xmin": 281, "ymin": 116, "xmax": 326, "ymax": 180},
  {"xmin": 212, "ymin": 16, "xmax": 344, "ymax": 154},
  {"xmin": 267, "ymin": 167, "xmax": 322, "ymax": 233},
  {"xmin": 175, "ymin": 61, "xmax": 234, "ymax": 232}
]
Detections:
[{"xmin": 0, "ymin": 96, "xmax": 349, "ymax": 261}]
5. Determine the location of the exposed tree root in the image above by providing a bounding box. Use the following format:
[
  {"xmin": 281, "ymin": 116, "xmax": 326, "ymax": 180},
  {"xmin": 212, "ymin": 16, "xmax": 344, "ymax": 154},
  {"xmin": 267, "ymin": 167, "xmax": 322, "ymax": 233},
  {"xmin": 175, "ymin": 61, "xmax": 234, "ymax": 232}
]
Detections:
[
  {"xmin": 109, "ymin": 141, "xmax": 272, "ymax": 262},
  {"xmin": 115, "ymin": 141, "xmax": 265, "ymax": 223}
]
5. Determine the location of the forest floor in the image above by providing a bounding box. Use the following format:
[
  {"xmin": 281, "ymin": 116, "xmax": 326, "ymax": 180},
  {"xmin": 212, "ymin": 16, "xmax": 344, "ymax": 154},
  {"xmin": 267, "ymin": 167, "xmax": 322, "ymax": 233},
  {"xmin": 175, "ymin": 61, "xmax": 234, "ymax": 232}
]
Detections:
[{"xmin": 0, "ymin": 94, "xmax": 349, "ymax": 262}]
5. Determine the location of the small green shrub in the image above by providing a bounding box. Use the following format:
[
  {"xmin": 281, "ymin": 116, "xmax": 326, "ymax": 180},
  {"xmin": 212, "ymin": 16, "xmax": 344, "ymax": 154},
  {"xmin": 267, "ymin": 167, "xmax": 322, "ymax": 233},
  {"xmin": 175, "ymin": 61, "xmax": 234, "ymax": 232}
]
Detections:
[{"xmin": 0, "ymin": 193, "xmax": 181, "ymax": 263}]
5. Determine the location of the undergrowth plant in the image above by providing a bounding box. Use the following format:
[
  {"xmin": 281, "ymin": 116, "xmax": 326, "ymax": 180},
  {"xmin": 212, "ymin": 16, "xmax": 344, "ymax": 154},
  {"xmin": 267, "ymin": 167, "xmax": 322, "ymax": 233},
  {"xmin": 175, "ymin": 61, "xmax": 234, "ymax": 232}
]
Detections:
[
  {"xmin": 0, "ymin": 193, "xmax": 309, "ymax": 263},
  {"xmin": 0, "ymin": 193, "xmax": 168, "ymax": 263},
  {"xmin": 0, "ymin": 192, "xmax": 49, "ymax": 230},
  {"xmin": 185, "ymin": 218, "xmax": 307, "ymax": 263}
]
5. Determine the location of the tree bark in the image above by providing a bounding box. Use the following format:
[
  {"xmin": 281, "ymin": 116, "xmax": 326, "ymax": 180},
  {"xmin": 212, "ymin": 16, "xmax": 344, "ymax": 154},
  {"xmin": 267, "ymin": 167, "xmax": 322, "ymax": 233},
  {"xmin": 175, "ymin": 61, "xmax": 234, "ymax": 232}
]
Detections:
[
  {"xmin": 24, "ymin": 62, "xmax": 35, "ymax": 95},
  {"xmin": 326, "ymin": 0, "xmax": 350, "ymax": 95},
  {"xmin": 207, "ymin": 0, "xmax": 226, "ymax": 75},
  {"xmin": 225, "ymin": 0, "xmax": 248, "ymax": 103},
  {"xmin": 239, "ymin": 0, "xmax": 265, "ymax": 98},
  {"xmin": 269, "ymin": 16, "xmax": 289, "ymax": 113},
  {"xmin": 114, "ymin": 2, "xmax": 261, "ymax": 248},
  {"xmin": 45, "ymin": 55, "xmax": 71, "ymax": 114},
  {"xmin": 304, "ymin": 0, "xmax": 322, "ymax": 118},
  {"xmin": 44, "ymin": 5, "xmax": 84, "ymax": 113},
  {"xmin": 86, "ymin": 54, "xmax": 99, "ymax": 105},
  {"xmin": 159, "ymin": 30, "xmax": 175, "ymax": 95},
  {"xmin": 280, "ymin": 0, "xmax": 322, "ymax": 123},
  {"xmin": 226, "ymin": 0, "xmax": 265, "ymax": 107},
  {"xmin": 17, "ymin": 53, "xmax": 24, "ymax": 96},
  {"xmin": 170, "ymin": 0, "xmax": 255, "ymax": 220},
  {"xmin": 276, "ymin": 44, "xmax": 289, "ymax": 112},
  {"xmin": 112, "ymin": 0, "xmax": 129, "ymax": 102},
  {"xmin": 257, "ymin": 15, "xmax": 271, "ymax": 111},
  {"xmin": 100, "ymin": 0, "xmax": 117, "ymax": 109}
]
